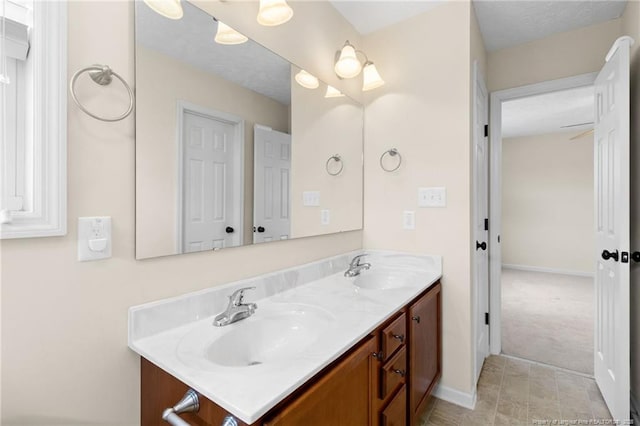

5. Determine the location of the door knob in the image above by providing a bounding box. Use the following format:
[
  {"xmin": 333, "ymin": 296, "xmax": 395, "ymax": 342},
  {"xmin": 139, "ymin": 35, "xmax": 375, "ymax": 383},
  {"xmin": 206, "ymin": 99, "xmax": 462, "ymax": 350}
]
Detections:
[
  {"xmin": 601, "ymin": 249, "xmax": 619, "ymax": 261},
  {"xmin": 632, "ymin": 252, "xmax": 640, "ymax": 263},
  {"xmin": 476, "ymin": 241, "xmax": 487, "ymax": 251},
  {"xmin": 225, "ymin": 227, "xmax": 234, "ymax": 234},
  {"xmin": 257, "ymin": 226, "xmax": 265, "ymax": 233}
]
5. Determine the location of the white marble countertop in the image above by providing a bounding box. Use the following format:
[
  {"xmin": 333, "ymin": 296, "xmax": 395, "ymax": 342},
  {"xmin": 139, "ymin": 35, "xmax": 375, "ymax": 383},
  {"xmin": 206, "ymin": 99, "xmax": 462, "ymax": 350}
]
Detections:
[{"xmin": 128, "ymin": 250, "xmax": 442, "ymax": 424}]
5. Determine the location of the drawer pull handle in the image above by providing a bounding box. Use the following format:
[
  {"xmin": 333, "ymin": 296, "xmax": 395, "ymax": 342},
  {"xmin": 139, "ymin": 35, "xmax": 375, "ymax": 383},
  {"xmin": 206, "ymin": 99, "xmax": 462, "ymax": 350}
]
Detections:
[
  {"xmin": 393, "ymin": 369, "xmax": 406, "ymax": 377},
  {"xmin": 411, "ymin": 316, "xmax": 420, "ymax": 323},
  {"xmin": 161, "ymin": 389, "xmax": 199, "ymax": 426},
  {"xmin": 372, "ymin": 351, "xmax": 385, "ymax": 360},
  {"xmin": 392, "ymin": 333, "xmax": 405, "ymax": 343}
]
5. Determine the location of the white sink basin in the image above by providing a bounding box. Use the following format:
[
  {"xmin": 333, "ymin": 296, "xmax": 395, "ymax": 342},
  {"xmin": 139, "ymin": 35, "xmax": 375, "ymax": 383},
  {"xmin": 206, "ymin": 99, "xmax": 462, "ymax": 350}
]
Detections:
[
  {"xmin": 177, "ymin": 304, "xmax": 335, "ymax": 369},
  {"xmin": 352, "ymin": 269, "xmax": 418, "ymax": 290}
]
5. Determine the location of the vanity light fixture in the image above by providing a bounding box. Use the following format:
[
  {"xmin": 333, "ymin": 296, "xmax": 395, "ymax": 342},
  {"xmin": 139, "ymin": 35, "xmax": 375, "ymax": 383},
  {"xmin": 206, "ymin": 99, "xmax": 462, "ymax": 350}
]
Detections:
[
  {"xmin": 143, "ymin": 0, "xmax": 184, "ymax": 20},
  {"xmin": 324, "ymin": 85, "xmax": 344, "ymax": 98},
  {"xmin": 257, "ymin": 0, "xmax": 294, "ymax": 26},
  {"xmin": 295, "ymin": 70, "xmax": 319, "ymax": 89},
  {"xmin": 362, "ymin": 61, "xmax": 385, "ymax": 91},
  {"xmin": 334, "ymin": 40, "xmax": 385, "ymax": 91},
  {"xmin": 214, "ymin": 20, "xmax": 248, "ymax": 45}
]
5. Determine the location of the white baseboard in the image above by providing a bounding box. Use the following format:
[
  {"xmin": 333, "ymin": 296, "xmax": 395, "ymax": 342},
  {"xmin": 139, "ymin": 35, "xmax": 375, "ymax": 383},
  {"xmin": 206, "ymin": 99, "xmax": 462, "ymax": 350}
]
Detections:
[
  {"xmin": 502, "ymin": 263, "xmax": 594, "ymax": 278},
  {"xmin": 433, "ymin": 384, "xmax": 477, "ymax": 410},
  {"xmin": 631, "ymin": 392, "xmax": 640, "ymax": 425}
]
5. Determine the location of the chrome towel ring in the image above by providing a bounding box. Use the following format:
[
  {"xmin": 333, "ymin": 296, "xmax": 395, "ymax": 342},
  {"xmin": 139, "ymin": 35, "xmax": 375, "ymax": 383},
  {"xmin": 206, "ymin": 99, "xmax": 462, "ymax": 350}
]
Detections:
[
  {"xmin": 380, "ymin": 148, "xmax": 402, "ymax": 172},
  {"xmin": 70, "ymin": 64, "xmax": 134, "ymax": 122},
  {"xmin": 326, "ymin": 154, "xmax": 344, "ymax": 176}
]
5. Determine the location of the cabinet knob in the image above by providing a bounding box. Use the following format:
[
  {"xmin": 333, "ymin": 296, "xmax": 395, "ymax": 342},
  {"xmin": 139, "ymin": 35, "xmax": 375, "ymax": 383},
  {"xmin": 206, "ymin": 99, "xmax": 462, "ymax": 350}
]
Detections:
[
  {"xmin": 411, "ymin": 316, "xmax": 420, "ymax": 323},
  {"xmin": 372, "ymin": 351, "xmax": 384, "ymax": 360},
  {"xmin": 392, "ymin": 333, "xmax": 405, "ymax": 343},
  {"xmin": 393, "ymin": 369, "xmax": 406, "ymax": 377}
]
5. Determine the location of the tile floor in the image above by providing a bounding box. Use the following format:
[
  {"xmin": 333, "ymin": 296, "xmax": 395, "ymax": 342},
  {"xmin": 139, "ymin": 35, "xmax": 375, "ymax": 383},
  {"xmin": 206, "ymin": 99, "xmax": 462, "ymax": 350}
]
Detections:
[{"xmin": 419, "ymin": 355, "xmax": 612, "ymax": 425}]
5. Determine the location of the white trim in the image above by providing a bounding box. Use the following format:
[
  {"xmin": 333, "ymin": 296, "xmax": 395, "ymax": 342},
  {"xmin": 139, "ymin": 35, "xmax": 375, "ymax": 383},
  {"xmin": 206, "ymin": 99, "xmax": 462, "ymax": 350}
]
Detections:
[
  {"xmin": 1, "ymin": 1, "xmax": 67, "ymax": 239},
  {"xmin": 175, "ymin": 100, "xmax": 245, "ymax": 252},
  {"xmin": 433, "ymin": 384, "xmax": 477, "ymax": 410},
  {"xmin": 502, "ymin": 263, "xmax": 594, "ymax": 278},
  {"xmin": 488, "ymin": 72, "xmax": 597, "ymax": 355}
]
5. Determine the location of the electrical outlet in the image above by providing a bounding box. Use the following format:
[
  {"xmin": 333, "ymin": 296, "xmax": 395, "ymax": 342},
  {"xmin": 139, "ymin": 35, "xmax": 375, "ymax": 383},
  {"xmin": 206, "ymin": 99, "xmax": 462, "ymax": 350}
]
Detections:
[
  {"xmin": 78, "ymin": 217, "xmax": 112, "ymax": 261},
  {"xmin": 321, "ymin": 209, "xmax": 330, "ymax": 225}
]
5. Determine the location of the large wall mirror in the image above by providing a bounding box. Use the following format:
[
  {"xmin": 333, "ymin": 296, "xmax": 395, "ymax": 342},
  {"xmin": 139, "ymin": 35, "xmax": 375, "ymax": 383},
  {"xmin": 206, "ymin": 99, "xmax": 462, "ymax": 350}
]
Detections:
[{"xmin": 135, "ymin": 1, "xmax": 364, "ymax": 259}]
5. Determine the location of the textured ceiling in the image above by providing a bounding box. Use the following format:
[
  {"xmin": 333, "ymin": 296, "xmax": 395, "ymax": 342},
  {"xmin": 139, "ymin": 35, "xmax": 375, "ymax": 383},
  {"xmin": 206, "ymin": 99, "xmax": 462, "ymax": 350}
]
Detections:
[
  {"xmin": 329, "ymin": 1, "xmax": 444, "ymax": 35},
  {"xmin": 136, "ymin": 1, "xmax": 291, "ymax": 105},
  {"xmin": 502, "ymin": 85, "xmax": 594, "ymax": 138}
]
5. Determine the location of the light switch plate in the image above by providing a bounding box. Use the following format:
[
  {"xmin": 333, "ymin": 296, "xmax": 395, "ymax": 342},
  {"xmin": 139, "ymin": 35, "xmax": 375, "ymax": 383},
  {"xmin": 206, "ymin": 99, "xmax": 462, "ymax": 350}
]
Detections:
[
  {"xmin": 78, "ymin": 216, "xmax": 112, "ymax": 261},
  {"xmin": 303, "ymin": 191, "xmax": 320, "ymax": 206},
  {"xmin": 418, "ymin": 187, "xmax": 446, "ymax": 207},
  {"xmin": 403, "ymin": 211, "xmax": 415, "ymax": 230},
  {"xmin": 321, "ymin": 209, "xmax": 330, "ymax": 225}
]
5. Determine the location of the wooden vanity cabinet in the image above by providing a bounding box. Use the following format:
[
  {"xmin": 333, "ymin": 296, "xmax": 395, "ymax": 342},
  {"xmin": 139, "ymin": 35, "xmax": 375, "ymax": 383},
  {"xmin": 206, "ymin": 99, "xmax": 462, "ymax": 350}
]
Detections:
[
  {"xmin": 408, "ymin": 282, "xmax": 442, "ymax": 425},
  {"xmin": 140, "ymin": 281, "xmax": 441, "ymax": 426}
]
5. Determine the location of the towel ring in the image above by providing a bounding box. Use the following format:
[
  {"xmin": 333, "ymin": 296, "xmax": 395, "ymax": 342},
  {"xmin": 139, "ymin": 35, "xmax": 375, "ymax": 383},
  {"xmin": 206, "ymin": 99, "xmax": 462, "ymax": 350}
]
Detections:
[
  {"xmin": 326, "ymin": 154, "xmax": 344, "ymax": 176},
  {"xmin": 70, "ymin": 64, "xmax": 134, "ymax": 122},
  {"xmin": 380, "ymin": 148, "xmax": 402, "ymax": 172}
]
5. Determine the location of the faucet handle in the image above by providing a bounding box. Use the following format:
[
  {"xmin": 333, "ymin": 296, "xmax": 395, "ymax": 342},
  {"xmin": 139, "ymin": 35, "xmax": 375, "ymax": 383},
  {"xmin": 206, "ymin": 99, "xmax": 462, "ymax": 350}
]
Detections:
[
  {"xmin": 229, "ymin": 287, "xmax": 256, "ymax": 305},
  {"xmin": 350, "ymin": 254, "xmax": 367, "ymax": 267}
]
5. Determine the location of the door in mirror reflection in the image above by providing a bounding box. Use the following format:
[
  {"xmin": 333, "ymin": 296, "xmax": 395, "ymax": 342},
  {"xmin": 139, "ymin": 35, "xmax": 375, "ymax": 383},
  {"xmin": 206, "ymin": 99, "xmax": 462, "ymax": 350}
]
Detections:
[
  {"xmin": 181, "ymin": 108, "xmax": 244, "ymax": 252},
  {"xmin": 254, "ymin": 126, "xmax": 291, "ymax": 244}
]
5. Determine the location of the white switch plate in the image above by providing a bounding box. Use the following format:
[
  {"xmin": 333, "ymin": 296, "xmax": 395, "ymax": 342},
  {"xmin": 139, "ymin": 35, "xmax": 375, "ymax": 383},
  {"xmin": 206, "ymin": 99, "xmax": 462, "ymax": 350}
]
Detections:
[
  {"xmin": 321, "ymin": 209, "xmax": 330, "ymax": 225},
  {"xmin": 78, "ymin": 216, "xmax": 112, "ymax": 261},
  {"xmin": 403, "ymin": 211, "xmax": 415, "ymax": 230},
  {"xmin": 418, "ymin": 187, "xmax": 446, "ymax": 207},
  {"xmin": 302, "ymin": 191, "xmax": 320, "ymax": 206}
]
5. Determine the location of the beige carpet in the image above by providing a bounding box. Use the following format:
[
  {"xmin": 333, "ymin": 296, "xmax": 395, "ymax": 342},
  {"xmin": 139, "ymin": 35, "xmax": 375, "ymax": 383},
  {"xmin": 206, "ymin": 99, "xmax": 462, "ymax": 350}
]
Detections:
[{"xmin": 501, "ymin": 268, "xmax": 594, "ymax": 375}]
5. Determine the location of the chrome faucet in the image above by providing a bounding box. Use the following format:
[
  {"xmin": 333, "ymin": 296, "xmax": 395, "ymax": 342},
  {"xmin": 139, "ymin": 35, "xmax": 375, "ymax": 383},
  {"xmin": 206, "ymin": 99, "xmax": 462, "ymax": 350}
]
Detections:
[
  {"xmin": 213, "ymin": 287, "xmax": 257, "ymax": 327},
  {"xmin": 344, "ymin": 254, "xmax": 371, "ymax": 277}
]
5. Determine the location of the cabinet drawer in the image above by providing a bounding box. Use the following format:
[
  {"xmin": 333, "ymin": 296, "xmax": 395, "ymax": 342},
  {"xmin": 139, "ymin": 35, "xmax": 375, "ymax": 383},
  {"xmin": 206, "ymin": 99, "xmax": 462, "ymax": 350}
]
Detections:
[
  {"xmin": 381, "ymin": 346, "xmax": 406, "ymax": 400},
  {"xmin": 381, "ymin": 385, "xmax": 406, "ymax": 426},
  {"xmin": 381, "ymin": 313, "xmax": 406, "ymax": 360}
]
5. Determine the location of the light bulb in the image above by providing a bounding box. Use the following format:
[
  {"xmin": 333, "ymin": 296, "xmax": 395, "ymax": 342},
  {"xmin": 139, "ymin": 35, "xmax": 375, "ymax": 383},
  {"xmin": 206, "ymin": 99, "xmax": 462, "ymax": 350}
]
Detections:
[
  {"xmin": 257, "ymin": 0, "xmax": 294, "ymax": 26},
  {"xmin": 143, "ymin": 0, "xmax": 183, "ymax": 20},
  {"xmin": 295, "ymin": 70, "xmax": 319, "ymax": 89},
  {"xmin": 215, "ymin": 21, "xmax": 248, "ymax": 45},
  {"xmin": 324, "ymin": 85, "xmax": 344, "ymax": 98},
  {"xmin": 362, "ymin": 61, "xmax": 385, "ymax": 91},
  {"xmin": 334, "ymin": 42, "xmax": 362, "ymax": 79}
]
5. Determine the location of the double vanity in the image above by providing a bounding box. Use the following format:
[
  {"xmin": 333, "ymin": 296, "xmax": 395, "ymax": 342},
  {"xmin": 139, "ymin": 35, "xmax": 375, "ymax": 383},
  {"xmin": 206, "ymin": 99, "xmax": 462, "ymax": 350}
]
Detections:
[{"xmin": 129, "ymin": 251, "xmax": 442, "ymax": 425}]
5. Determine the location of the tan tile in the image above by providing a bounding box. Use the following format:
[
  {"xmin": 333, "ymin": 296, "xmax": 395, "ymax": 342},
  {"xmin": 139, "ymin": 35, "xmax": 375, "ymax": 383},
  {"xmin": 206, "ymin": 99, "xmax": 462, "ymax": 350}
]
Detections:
[
  {"xmin": 501, "ymin": 377, "xmax": 529, "ymax": 404},
  {"xmin": 528, "ymin": 379, "xmax": 557, "ymax": 402},
  {"xmin": 485, "ymin": 355, "xmax": 507, "ymax": 368},
  {"xmin": 429, "ymin": 399, "xmax": 468, "ymax": 425},
  {"xmin": 426, "ymin": 410, "xmax": 461, "ymax": 426},
  {"xmin": 460, "ymin": 409, "xmax": 495, "ymax": 426},
  {"xmin": 528, "ymin": 396, "xmax": 561, "ymax": 423},
  {"xmin": 479, "ymin": 370, "xmax": 503, "ymax": 390},
  {"xmin": 560, "ymin": 404, "xmax": 593, "ymax": 421},
  {"xmin": 529, "ymin": 364, "xmax": 556, "ymax": 380},
  {"xmin": 496, "ymin": 398, "xmax": 527, "ymax": 420},
  {"xmin": 504, "ymin": 358, "xmax": 531, "ymax": 378},
  {"xmin": 590, "ymin": 399, "xmax": 612, "ymax": 420},
  {"xmin": 494, "ymin": 412, "xmax": 526, "ymax": 426},
  {"xmin": 477, "ymin": 385, "xmax": 500, "ymax": 405}
]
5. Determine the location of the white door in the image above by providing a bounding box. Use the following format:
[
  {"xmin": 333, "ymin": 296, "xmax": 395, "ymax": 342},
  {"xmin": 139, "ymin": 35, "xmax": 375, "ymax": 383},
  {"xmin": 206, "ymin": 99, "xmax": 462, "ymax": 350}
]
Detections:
[
  {"xmin": 473, "ymin": 63, "xmax": 490, "ymax": 383},
  {"xmin": 182, "ymin": 111, "xmax": 240, "ymax": 252},
  {"xmin": 593, "ymin": 36, "xmax": 633, "ymax": 422},
  {"xmin": 253, "ymin": 125, "xmax": 291, "ymax": 243}
]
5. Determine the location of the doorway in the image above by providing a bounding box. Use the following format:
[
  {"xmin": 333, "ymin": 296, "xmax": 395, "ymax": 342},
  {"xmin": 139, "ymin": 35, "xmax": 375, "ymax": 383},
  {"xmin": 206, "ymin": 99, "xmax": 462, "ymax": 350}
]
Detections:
[{"xmin": 177, "ymin": 101, "xmax": 244, "ymax": 253}]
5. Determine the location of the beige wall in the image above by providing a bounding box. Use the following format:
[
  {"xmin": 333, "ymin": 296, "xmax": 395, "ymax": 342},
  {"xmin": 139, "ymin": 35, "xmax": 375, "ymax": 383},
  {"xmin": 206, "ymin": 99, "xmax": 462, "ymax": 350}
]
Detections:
[
  {"xmin": 363, "ymin": 1, "xmax": 476, "ymax": 394},
  {"xmin": 290, "ymin": 66, "xmax": 364, "ymax": 238},
  {"xmin": 623, "ymin": 0, "xmax": 640, "ymax": 408},
  {"xmin": 0, "ymin": 1, "xmax": 363, "ymax": 424},
  {"xmin": 502, "ymin": 132, "xmax": 594, "ymax": 274},
  {"xmin": 136, "ymin": 46, "xmax": 289, "ymax": 258},
  {"xmin": 488, "ymin": 19, "xmax": 622, "ymax": 92}
]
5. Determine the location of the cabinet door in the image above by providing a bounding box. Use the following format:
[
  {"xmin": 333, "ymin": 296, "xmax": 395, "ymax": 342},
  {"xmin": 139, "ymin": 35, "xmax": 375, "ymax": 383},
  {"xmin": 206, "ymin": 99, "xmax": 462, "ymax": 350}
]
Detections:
[
  {"xmin": 408, "ymin": 283, "xmax": 441, "ymax": 421},
  {"xmin": 265, "ymin": 336, "xmax": 377, "ymax": 426}
]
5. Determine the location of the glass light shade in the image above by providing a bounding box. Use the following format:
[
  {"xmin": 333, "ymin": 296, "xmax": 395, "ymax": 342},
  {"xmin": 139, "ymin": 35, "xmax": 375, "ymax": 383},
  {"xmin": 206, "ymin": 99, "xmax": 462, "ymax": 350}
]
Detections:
[
  {"xmin": 257, "ymin": 0, "xmax": 294, "ymax": 26},
  {"xmin": 324, "ymin": 85, "xmax": 344, "ymax": 98},
  {"xmin": 362, "ymin": 62, "xmax": 385, "ymax": 91},
  {"xmin": 143, "ymin": 0, "xmax": 183, "ymax": 20},
  {"xmin": 215, "ymin": 21, "xmax": 248, "ymax": 45},
  {"xmin": 295, "ymin": 70, "xmax": 319, "ymax": 89},
  {"xmin": 334, "ymin": 43, "xmax": 362, "ymax": 79}
]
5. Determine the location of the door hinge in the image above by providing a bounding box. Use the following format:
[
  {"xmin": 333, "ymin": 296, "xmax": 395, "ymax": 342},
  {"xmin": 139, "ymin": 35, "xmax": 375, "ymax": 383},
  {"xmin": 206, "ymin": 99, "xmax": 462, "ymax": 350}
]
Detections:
[
  {"xmin": 484, "ymin": 312, "xmax": 490, "ymax": 325},
  {"xmin": 484, "ymin": 218, "xmax": 489, "ymax": 231},
  {"xmin": 484, "ymin": 125, "xmax": 489, "ymax": 138}
]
